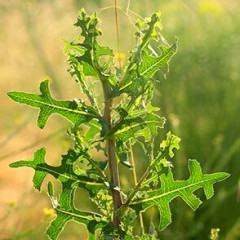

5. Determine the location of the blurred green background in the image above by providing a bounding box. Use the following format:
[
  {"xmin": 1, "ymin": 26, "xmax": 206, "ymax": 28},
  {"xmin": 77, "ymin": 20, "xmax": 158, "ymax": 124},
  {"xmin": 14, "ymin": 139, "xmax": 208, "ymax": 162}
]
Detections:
[{"xmin": 0, "ymin": 0, "xmax": 239, "ymax": 239}]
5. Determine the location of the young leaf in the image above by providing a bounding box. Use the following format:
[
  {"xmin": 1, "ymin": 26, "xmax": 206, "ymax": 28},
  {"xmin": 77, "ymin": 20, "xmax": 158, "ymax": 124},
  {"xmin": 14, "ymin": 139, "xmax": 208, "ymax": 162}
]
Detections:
[
  {"xmin": 142, "ymin": 132, "xmax": 180, "ymax": 187},
  {"xmin": 159, "ymin": 131, "xmax": 181, "ymax": 158},
  {"xmin": 7, "ymin": 80, "xmax": 98, "ymax": 129},
  {"xmin": 120, "ymin": 13, "xmax": 178, "ymax": 95},
  {"xmin": 67, "ymin": 9, "xmax": 115, "ymax": 81},
  {"xmin": 138, "ymin": 43, "xmax": 178, "ymax": 79},
  {"xmin": 129, "ymin": 160, "xmax": 230, "ymax": 231}
]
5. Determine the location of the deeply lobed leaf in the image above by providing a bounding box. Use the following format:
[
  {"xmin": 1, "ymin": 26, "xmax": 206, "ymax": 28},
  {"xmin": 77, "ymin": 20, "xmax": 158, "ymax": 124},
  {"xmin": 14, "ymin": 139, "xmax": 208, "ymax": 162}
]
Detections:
[
  {"xmin": 46, "ymin": 181, "xmax": 106, "ymax": 240},
  {"xmin": 108, "ymin": 113, "xmax": 165, "ymax": 142},
  {"xmin": 8, "ymin": 80, "xmax": 98, "ymax": 129},
  {"xmin": 10, "ymin": 147, "xmax": 107, "ymax": 239},
  {"xmin": 129, "ymin": 160, "xmax": 230, "ymax": 231},
  {"xmin": 120, "ymin": 13, "xmax": 178, "ymax": 97},
  {"xmin": 9, "ymin": 148, "xmax": 104, "ymax": 195}
]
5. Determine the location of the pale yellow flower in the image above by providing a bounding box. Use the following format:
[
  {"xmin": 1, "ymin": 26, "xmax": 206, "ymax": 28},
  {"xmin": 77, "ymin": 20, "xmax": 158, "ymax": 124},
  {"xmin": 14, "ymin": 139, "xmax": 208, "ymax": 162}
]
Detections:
[
  {"xmin": 7, "ymin": 200, "xmax": 17, "ymax": 208},
  {"xmin": 115, "ymin": 53, "xmax": 126, "ymax": 67},
  {"xmin": 43, "ymin": 207, "xmax": 56, "ymax": 219}
]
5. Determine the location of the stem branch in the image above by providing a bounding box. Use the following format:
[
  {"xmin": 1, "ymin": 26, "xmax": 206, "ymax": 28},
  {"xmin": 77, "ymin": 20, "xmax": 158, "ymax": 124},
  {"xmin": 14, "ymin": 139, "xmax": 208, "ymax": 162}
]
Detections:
[{"xmin": 124, "ymin": 150, "xmax": 168, "ymax": 206}]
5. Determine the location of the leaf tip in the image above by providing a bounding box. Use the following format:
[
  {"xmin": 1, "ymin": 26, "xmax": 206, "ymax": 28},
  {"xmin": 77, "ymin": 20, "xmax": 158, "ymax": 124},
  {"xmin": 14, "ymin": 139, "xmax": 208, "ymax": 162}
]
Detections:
[
  {"xmin": 7, "ymin": 91, "xmax": 18, "ymax": 101},
  {"xmin": 34, "ymin": 183, "xmax": 41, "ymax": 191},
  {"xmin": 40, "ymin": 79, "xmax": 50, "ymax": 93},
  {"xmin": 219, "ymin": 172, "xmax": 231, "ymax": 181},
  {"xmin": 37, "ymin": 121, "xmax": 46, "ymax": 129},
  {"xmin": 9, "ymin": 161, "xmax": 19, "ymax": 168},
  {"xmin": 7, "ymin": 91, "xmax": 13, "ymax": 97}
]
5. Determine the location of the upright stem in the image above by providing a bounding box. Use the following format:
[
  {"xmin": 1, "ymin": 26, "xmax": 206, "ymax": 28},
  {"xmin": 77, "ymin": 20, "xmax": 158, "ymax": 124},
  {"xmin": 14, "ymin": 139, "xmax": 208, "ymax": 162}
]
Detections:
[
  {"xmin": 102, "ymin": 80, "xmax": 122, "ymax": 228},
  {"xmin": 114, "ymin": 0, "xmax": 122, "ymax": 71},
  {"xmin": 129, "ymin": 140, "xmax": 145, "ymax": 235}
]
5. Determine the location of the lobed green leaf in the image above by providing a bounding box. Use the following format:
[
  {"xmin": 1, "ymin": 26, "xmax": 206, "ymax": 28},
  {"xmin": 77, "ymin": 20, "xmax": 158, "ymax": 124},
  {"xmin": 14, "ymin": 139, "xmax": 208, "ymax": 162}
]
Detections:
[
  {"xmin": 120, "ymin": 12, "xmax": 178, "ymax": 97},
  {"xmin": 9, "ymin": 148, "xmax": 104, "ymax": 195},
  {"xmin": 130, "ymin": 160, "xmax": 230, "ymax": 231},
  {"xmin": 46, "ymin": 181, "xmax": 106, "ymax": 240},
  {"xmin": 8, "ymin": 80, "xmax": 98, "ymax": 129},
  {"xmin": 108, "ymin": 113, "xmax": 165, "ymax": 142}
]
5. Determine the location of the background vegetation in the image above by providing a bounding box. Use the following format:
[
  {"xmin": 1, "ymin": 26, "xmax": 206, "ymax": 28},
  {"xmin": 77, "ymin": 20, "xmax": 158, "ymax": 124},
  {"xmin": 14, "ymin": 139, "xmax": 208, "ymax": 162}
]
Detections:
[{"xmin": 0, "ymin": 0, "xmax": 239, "ymax": 239}]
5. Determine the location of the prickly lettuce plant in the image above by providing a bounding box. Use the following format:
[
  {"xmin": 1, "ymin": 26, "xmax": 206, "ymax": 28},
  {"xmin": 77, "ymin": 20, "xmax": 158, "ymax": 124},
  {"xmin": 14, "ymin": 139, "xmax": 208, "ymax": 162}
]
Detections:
[{"xmin": 8, "ymin": 9, "xmax": 229, "ymax": 240}]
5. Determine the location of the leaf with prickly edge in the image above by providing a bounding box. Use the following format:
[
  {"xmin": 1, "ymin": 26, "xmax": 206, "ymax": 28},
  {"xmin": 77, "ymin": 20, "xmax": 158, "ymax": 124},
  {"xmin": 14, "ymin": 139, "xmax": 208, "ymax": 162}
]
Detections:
[
  {"xmin": 67, "ymin": 57, "xmax": 99, "ymax": 107},
  {"xmin": 129, "ymin": 160, "xmax": 230, "ymax": 231},
  {"xmin": 91, "ymin": 189, "xmax": 113, "ymax": 221},
  {"xmin": 7, "ymin": 80, "xmax": 98, "ymax": 129},
  {"xmin": 69, "ymin": 9, "xmax": 114, "ymax": 79},
  {"xmin": 141, "ymin": 133, "xmax": 180, "ymax": 188},
  {"xmin": 120, "ymin": 12, "xmax": 177, "ymax": 96},
  {"xmin": 101, "ymin": 223, "xmax": 127, "ymax": 240},
  {"xmin": 9, "ymin": 148, "xmax": 104, "ymax": 196},
  {"xmin": 111, "ymin": 112, "xmax": 165, "ymax": 168},
  {"xmin": 47, "ymin": 181, "xmax": 106, "ymax": 240},
  {"xmin": 70, "ymin": 128, "xmax": 108, "ymax": 180},
  {"xmin": 116, "ymin": 138, "xmax": 132, "ymax": 168},
  {"xmin": 120, "ymin": 76, "xmax": 152, "ymax": 100},
  {"xmin": 65, "ymin": 9, "xmax": 117, "ymax": 107},
  {"xmin": 159, "ymin": 131, "xmax": 181, "ymax": 158},
  {"xmin": 144, "ymin": 132, "xmax": 180, "ymax": 186},
  {"xmin": 84, "ymin": 119, "xmax": 102, "ymax": 146},
  {"xmin": 108, "ymin": 113, "xmax": 165, "ymax": 142},
  {"xmin": 138, "ymin": 43, "xmax": 178, "ymax": 78}
]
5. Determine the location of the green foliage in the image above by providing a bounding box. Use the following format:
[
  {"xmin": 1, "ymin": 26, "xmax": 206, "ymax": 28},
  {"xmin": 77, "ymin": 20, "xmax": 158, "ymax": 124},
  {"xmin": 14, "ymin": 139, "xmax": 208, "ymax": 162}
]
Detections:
[
  {"xmin": 9, "ymin": 148, "xmax": 104, "ymax": 195},
  {"xmin": 130, "ymin": 159, "xmax": 229, "ymax": 231},
  {"xmin": 8, "ymin": 8, "xmax": 229, "ymax": 240},
  {"xmin": 8, "ymin": 80, "xmax": 98, "ymax": 129}
]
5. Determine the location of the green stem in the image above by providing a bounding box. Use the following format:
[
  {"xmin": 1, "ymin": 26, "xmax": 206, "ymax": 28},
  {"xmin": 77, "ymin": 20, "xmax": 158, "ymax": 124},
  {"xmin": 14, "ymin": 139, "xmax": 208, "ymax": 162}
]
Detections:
[
  {"xmin": 114, "ymin": 0, "xmax": 122, "ymax": 72},
  {"xmin": 102, "ymin": 79, "xmax": 122, "ymax": 228},
  {"xmin": 129, "ymin": 139, "xmax": 145, "ymax": 235}
]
